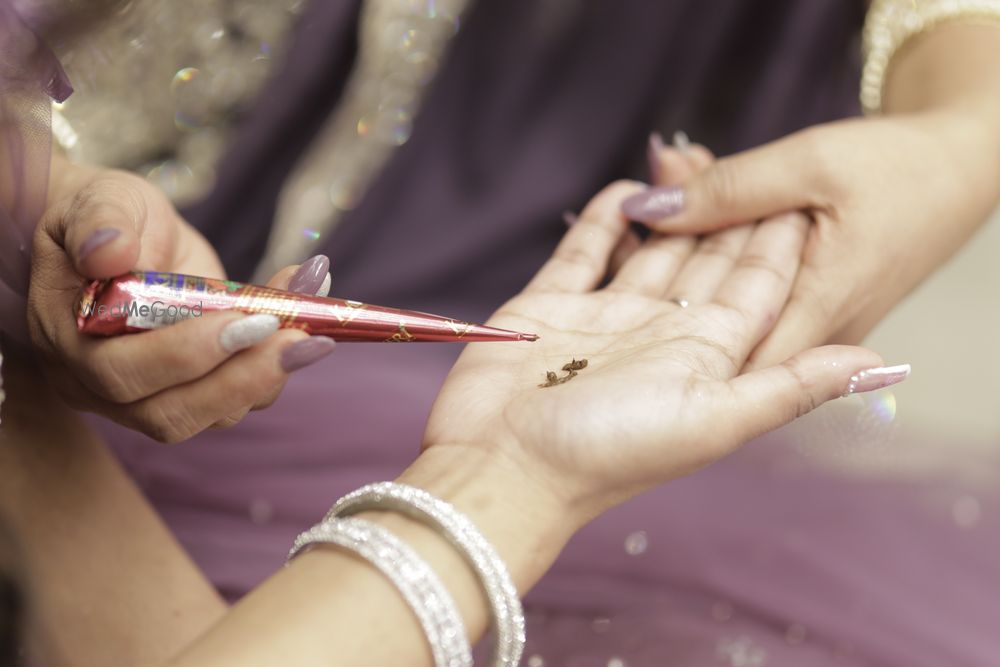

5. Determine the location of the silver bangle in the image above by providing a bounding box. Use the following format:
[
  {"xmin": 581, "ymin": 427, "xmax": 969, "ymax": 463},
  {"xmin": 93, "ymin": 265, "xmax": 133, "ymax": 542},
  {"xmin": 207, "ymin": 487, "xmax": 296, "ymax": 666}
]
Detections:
[
  {"xmin": 327, "ymin": 482, "xmax": 525, "ymax": 667},
  {"xmin": 862, "ymin": 0, "xmax": 1000, "ymax": 114},
  {"xmin": 288, "ymin": 517, "xmax": 472, "ymax": 667}
]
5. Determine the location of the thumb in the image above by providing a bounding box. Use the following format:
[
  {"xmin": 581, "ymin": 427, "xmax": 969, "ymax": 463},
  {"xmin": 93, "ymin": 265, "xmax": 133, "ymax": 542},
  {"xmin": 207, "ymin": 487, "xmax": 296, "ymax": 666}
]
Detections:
[
  {"xmin": 721, "ymin": 346, "xmax": 910, "ymax": 446},
  {"xmin": 42, "ymin": 172, "xmax": 157, "ymax": 279},
  {"xmin": 624, "ymin": 131, "xmax": 820, "ymax": 233}
]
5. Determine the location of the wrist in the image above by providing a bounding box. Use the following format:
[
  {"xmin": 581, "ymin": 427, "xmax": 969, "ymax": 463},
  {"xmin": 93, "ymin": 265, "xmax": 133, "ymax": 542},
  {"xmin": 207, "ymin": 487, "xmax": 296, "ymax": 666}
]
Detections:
[{"xmin": 398, "ymin": 444, "xmax": 581, "ymax": 594}]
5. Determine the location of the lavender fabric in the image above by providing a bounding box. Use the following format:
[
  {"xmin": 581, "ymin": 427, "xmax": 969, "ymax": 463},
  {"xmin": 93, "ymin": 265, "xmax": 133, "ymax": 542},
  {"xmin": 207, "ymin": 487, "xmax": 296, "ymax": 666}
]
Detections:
[{"xmin": 65, "ymin": 0, "xmax": 996, "ymax": 664}]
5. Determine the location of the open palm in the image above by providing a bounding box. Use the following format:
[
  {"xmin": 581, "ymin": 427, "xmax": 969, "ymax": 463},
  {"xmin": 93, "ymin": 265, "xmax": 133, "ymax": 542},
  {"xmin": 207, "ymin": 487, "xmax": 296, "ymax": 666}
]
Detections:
[{"xmin": 424, "ymin": 182, "xmax": 885, "ymax": 509}]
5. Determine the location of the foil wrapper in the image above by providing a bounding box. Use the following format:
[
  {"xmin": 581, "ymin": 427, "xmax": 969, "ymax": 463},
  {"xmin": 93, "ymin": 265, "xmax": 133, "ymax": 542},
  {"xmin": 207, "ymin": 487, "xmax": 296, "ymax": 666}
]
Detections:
[{"xmin": 77, "ymin": 271, "xmax": 539, "ymax": 343}]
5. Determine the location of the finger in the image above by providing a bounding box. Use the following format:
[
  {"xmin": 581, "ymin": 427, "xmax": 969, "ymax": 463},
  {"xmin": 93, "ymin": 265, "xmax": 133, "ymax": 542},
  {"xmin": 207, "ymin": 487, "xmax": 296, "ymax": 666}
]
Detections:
[
  {"xmin": 71, "ymin": 310, "xmax": 281, "ymax": 403},
  {"xmin": 647, "ymin": 131, "xmax": 714, "ymax": 185},
  {"xmin": 119, "ymin": 330, "xmax": 334, "ymax": 443},
  {"xmin": 268, "ymin": 256, "xmax": 332, "ymax": 298},
  {"xmin": 605, "ymin": 234, "xmax": 694, "ymax": 296},
  {"xmin": 285, "ymin": 254, "xmax": 332, "ymax": 296},
  {"xmin": 662, "ymin": 225, "xmax": 753, "ymax": 303},
  {"xmin": 622, "ymin": 129, "xmax": 822, "ymax": 233},
  {"xmin": 524, "ymin": 180, "xmax": 643, "ymax": 294},
  {"xmin": 719, "ymin": 346, "xmax": 909, "ymax": 449},
  {"xmin": 41, "ymin": 170, "xmax": 177, "ymax": 278},
  {"xmin": 648, "ymin": 133, "xmax": 694, "ymax": 186},
  {"xmin": 211, "ymin": 406, "xmax": 252, "ymax": 431},
  {"xmin": 742, "ymin": 266, "xmax": 841, "ymax": 371},
  {"xmin": 712, "ymin": 212, "xmax": 810, "ymax": 355},
  {"xmin": 683, "ymin": 143, "xmax": 715, "ymax": 170},
  {"xmin": 267, "ymin": 265, "xmax": 301, "ymax": 291},
  {"xmin": 607, "ymin": 229, "xmax": 643, "ymax": 277},
  {"xmin": 607, "ymin": 142, "xmax": 700, "ymax": 295}
]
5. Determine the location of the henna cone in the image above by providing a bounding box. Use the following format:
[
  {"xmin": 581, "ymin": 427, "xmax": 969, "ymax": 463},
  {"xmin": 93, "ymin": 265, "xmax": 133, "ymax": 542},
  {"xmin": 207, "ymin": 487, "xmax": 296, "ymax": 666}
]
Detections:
[{"xmin": 77, "ymin": 271, "xmax": 538, "ymax": 343}]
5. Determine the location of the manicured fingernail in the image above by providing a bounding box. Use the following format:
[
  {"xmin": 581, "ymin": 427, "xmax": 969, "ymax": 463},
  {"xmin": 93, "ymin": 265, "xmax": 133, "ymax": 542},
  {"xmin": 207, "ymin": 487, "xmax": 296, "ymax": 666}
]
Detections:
[
  {"xmin": 280, "ymin": 336, "xmax": 336, "ymax": 373},
  {"xmin": 844, "ymin": 364, "xmax": 911, "ymax": 396},
  {"xmin": 562, "ymin": 210, "xmax": 578, "ymax": 226},
  {"xmin": 219, "ymin": 314, "xmax": 280, "ymax": 353},
  {"xmin": 672, "ymin": 130, "xmax": 691, "ymax": 154},
  {"xmin": 288, "ymin": 255, "xmax": 330, "ymax": 295},
  {"xmin": 316, "ymin": 271, "xmax": 332, "ymax": 297},
  {"xmin": 77, "ymin": 228, "xmax": 121, "ymax": 261},
  {"xmin": 621, "ymin": 186, "xmax": 685, "ymax": 223},
  {"xmin": 647, "ymin": 131, "xmax": 666, "ymax": 182}
]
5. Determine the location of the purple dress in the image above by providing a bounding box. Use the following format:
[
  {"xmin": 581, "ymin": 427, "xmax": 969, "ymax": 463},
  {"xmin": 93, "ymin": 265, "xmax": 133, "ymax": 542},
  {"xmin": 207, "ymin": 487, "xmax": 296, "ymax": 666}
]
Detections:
[{"xmin": 89, "ymin": 2, "xmax": 1000, "ymax": 665}]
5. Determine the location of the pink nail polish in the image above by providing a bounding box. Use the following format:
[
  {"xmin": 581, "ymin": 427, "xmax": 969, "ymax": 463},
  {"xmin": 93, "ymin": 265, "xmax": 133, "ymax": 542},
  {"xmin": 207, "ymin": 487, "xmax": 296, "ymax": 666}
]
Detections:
[
  {"xmin": 844, "ymin": 364, "xmax": 911, "ymax": 396},
  {"xmin": 78, "ymin": 228, "xmax": 121, "ymax": 261},
  {"xmin": 621, "ymin": 186, "xmax": 685, "ymax": 222},
  {"xmin": 288, "ymin": 255, "xmax": 330, "ymax": 295}
]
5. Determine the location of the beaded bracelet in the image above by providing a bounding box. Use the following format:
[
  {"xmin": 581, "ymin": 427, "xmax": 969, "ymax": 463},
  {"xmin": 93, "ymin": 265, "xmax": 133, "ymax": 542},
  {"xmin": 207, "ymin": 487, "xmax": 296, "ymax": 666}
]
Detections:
[
  {"xmin": 288, "ymin": 517, "xmax": 473, "ymax": 667},
  {"xmin": 862, "ymin": 0, "xmax": 1000, "ymax": 114}
]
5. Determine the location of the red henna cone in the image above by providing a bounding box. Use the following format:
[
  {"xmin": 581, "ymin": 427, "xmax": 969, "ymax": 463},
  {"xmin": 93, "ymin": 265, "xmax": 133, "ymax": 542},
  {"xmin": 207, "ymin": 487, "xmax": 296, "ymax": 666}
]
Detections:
[{"xmin": 77, "ymin": 271, "xmax": 538, "ymax": 343}]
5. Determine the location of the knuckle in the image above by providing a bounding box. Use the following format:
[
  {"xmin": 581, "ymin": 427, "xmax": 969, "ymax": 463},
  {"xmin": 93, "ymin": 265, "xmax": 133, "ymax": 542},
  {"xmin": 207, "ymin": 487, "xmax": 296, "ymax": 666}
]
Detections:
[
  {"xmin": 697, "ymin": 235, "xmax": 742, "ymax": 261},
  {"xmin": 704, "ymin": 161, "xmax": 741, "ymax": 211},
  {"xmin": 252, "ymin": 387, "xmax": 283, "ymax": 411},
  {"xmin": 211, "ymin": 412, "xmax": 247, "ymax": 430},
  {"xmin": 135, "ymin": 398, "xmax": 198, "ymax": 444},
  {"xmin": 782, "ymin": 356, "xmax": 820, "ymax": 418},
  {"xmin": 555, "ymin": 245, "xmax": 602, "ymax": 274},
  {"xmin": 70, "ymin": 173, "xmax": 149, "ymax": 230},
  {"xmin": 90, "ymin": 352, "xmax": 147, "ymax": 403},
  {"xmin": 737, "ymin": 252, "xmax": 792, "ymax": 282}
]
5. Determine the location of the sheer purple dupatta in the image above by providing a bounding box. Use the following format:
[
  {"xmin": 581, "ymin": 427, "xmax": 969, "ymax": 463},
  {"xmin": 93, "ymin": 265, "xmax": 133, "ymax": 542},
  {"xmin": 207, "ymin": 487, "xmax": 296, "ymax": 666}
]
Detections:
[{"xmin": 0, "ymin": 0, "xmax": 71, "ymax": 344}]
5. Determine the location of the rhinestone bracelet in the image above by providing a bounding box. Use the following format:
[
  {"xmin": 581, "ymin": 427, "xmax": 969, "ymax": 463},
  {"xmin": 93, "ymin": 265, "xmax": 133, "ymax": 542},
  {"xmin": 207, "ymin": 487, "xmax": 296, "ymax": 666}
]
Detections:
[
  {"xmin": 288, "ymin": 517, "xmax": 473, "ymax": 667},
  {"xmin": 327, "ymin": 482, "xmax": 525, "ymax": 667},
  {"xmin": 862, "ymin": 0, "xmax": 1000, "ymax": 114}
]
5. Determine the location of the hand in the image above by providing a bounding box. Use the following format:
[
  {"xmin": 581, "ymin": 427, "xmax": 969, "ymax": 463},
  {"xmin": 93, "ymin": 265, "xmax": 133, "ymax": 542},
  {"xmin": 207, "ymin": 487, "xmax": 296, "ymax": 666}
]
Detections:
[
  {"xmin": 423, "ymin": 182, "xmax": 907, "ymax": 525},
  {"xmin": 26, "ymin": 159, "xmax": 335, "ymax": 442},
  {"xmin": 627, "ymin": 113, "xmax": 1000, "ymax": 370}
]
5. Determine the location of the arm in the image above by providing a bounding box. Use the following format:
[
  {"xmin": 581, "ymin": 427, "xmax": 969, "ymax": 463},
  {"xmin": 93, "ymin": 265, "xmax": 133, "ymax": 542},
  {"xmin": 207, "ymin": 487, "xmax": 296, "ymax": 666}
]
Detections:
[
  {"xmin": 884, "ymin": 22, "xmax": 1000, "ymax": 123},
  {"xmin": 165, "ymin": 447, "xmax": 567, "ymax": 667},
  {"xmin": 0, "ymin": 358, "xmax": 226, "ymax": 667}
]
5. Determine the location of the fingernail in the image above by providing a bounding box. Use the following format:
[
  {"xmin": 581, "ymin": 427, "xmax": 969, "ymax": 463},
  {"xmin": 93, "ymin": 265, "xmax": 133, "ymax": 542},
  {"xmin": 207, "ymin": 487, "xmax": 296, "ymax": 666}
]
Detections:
[
  {"xmin": 77, "ymin": 228, "xmax": 121, "ymax": 261},
  {"xmin": 316, "ymin": 271, "xmax": 332, "ymax": 297},
  {"xmin": 844, "ymin": 364, "xmax": 911, "ymax": 396},
  {"xmin": 280, "ymin": 336, "xmax": 336, "ymax": 373},
  {"xmin": 288, "ymin": 255, "xmax": 330, "ymax": 295},
  {"xmin": 621, "ymin": 186, "xmax": 685, "ymax": 223},
  {"xmin": 219, "ymin": 314, "xmax": 280, "ymax": 353},
  {"xmin": 562, "ymin": 210, "xmax": 578, "ymax": 226},
  {"xmin": 647, "ymin": 131, "xmax": 666, "ymax": 182},
  {"xmin": 672, "ymin": 130, "xmax": 691, "ymax": 154}
]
